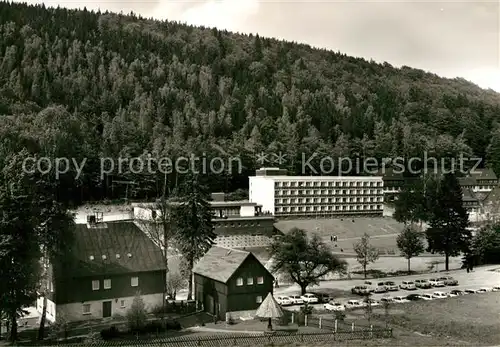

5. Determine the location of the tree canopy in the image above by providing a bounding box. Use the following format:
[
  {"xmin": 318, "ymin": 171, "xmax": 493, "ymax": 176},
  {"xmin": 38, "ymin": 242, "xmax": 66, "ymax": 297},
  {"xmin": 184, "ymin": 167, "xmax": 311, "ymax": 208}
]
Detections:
[
  {"xmin": 396, "ymin": 224, "xmax": 425, "ymax": 273},
  {"xmin": 426, "ymin": 173, "xmax": 470, "ymax": 270},
  {"xmin": 172, "ymin": 173, "xmax": 216, "ymax": 300},
  {"xmin": 353, "ymin": 233, "xmax": 380, "ymax": 279},
  {"xmin": 0, "ymin": 2, "xmax": 499, "ymax": 203},
  {"xmin": 270, "ymin": 228, "xmax": 347, "ymax": 294}
]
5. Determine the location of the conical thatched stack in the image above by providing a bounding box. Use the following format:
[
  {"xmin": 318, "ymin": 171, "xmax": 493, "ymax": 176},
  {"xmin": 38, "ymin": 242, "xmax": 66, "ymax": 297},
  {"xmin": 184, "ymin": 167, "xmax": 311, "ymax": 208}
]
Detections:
[{"xmin": 255, "ymin": 292, "xmax": 283, "ymax": 331}]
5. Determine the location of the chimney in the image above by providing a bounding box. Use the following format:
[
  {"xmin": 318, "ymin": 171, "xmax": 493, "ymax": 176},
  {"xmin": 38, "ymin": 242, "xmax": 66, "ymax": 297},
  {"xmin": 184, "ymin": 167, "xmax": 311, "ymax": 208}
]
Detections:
[
  {"xmin": 211, "ymin": 192, "xmax": 225, "ymax": 202},
  {"xmin": 87, "ymin": 212, "xmax": 107, "ymax": 229},
  {"xmin": 87, "ymin": 215, "xmax": 96, "ymax": 224}
]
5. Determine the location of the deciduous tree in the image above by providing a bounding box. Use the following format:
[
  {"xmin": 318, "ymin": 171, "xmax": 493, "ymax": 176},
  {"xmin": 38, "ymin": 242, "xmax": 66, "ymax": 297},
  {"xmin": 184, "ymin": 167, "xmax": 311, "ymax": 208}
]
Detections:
[
  {"xmin": 396, "ymin": 224, "xmax": 425, "ymax": 273},
  {"xmin": 471, "ymin": 224, "xmax": 500, "ymax": 265},
  {"xmin": 135, "ymin": 197, "xmax": 174, "ymax": 318},
  {"xmin": 353, "ymin": 233, "xmax": 379, "ymax": 279},
  {"xmin": 166, "ymin": 272, "xmax": 186, "ymax": 300},
  {"xmin": 270, "ymin": 228, "xmax": 347, "ymax": 295}
]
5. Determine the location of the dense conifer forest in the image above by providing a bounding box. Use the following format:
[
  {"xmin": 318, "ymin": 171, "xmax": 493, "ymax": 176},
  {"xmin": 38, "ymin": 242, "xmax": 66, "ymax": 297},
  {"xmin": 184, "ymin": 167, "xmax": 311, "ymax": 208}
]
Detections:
[{"xmin": 1, "ymin": 2, "xmax": 500, "ymax": 205}]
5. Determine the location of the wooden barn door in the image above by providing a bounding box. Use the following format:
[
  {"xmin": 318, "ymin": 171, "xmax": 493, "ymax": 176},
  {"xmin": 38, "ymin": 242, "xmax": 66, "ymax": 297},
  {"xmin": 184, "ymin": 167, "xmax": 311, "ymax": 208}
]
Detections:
[{"xmin": 205, "ymin": 294, "xmax": 215, "ymax": 315}]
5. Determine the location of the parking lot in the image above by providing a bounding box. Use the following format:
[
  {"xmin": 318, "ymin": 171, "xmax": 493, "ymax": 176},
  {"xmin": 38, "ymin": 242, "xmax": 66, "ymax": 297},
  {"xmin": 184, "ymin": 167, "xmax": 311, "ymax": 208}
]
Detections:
[{"xmin": 275, "ymin": 265, "xmax": 500, "ymax": 311}]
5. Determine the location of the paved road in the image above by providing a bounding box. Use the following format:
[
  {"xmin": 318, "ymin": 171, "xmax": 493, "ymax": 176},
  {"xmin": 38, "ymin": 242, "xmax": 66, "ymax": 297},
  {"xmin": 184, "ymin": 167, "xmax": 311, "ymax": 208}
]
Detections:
[{"xmin": 275, "ymin": 265, "xmax": 500, "ymax": 309}]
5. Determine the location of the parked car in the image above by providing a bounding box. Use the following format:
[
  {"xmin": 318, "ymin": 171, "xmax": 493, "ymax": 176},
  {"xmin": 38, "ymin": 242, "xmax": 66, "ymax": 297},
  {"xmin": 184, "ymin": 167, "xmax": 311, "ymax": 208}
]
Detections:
[
  {"xmin": 364, "ymin": 298, "xmax": 380, "ymax": 307},
  {"xmin": 364, "ymin": 281, "xmax": 375, "ymax": 293},
  {"xmin": 351, "ymin": 285, "xmax": 371, "ymax": 295},
  {"xmin": 301, "ymin": 293, "xmax": 319, "ymax": 303},
  {"xmin": 380, "ymin": 297, "xmax": 393, "ymax": 304},
  {"xmin": 449, "ymin": 290, "xmax": 463, "ymax": 296},
  {"xmin": 477, "ymin": 288, "xmax": 489, "ymax": 293},
  {"xmin": 492, "ymin": 286, "xmax": 500, "ymax": 292},
  {"xmin": 313, "ymin": 292, "xmax": 332, "ymax": 303},
  {"xmin": 393, "ymin": 296, "xmax": 410, "ymax": 303},
  {"xmin": 276, "ymin": 296, "xmax": 292, "ymax": 306},
  {"xmin": 374, "ymin": 282, "xmax": 387, "ymax": 293},
  {"xmin": 420, "ymin": 294, "xmax": 433, "ymax": 300},
  {"xmin": 464, "ymin": 289, "xmax": 476, "ymax": 294},
  {"xmin": 438, "ymin": 276, "xmax": 458, "ymax": 286},
  {"xmin": 448, "ymin": 292, "xmax": 459, "ymax": 298},
  {"xmin": 415, "ymin": 279, "xmax": 432, "ymax": 289},
  {"xmin": 400, "ymin": 281, "xmax": 416, "ymax": 290},
  {"xmin": 432, "ymin": 291, "xmax": 448, "ymax": 299},
  {"xmin": 324, "ymin": 301, "xmax": 345, "ymax": 311},
  {"xmin": 406, "ymin": 294, "xmax": 422, "ymax": 301},
  {"xmin": 289, "ymin": 295, "xmax": 304, "ymax": 305},
  {"xmin": 384, "ymin": 281, "xmax": 398, "ymax": 291},
  {"xmin": 429, "ymin": 278, "xmax": 445, "ymax": 287},
  {"xmin": 345, "ymin": 300, "xmax": 363, "ymax": 309}
]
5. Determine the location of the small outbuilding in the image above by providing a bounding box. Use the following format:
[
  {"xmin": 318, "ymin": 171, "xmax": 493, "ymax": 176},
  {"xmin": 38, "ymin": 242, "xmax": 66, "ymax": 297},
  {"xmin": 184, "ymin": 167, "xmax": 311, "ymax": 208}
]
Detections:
[{"xmin": 193, "ymin": 246, "xmax": 274, "ymax": 320}]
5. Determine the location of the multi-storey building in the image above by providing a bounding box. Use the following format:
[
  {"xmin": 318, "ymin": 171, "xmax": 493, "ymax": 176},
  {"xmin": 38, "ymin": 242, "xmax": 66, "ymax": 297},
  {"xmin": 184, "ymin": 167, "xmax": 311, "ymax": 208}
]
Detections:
[
  {"xmin": 249, "ymin": 168, "xmax": 384, "ymax": 218},
  {"xmin": 132, "ymin": 195, "xmax": 276, "ymax": 249},
  {"xmin": 458, "ymin": 168, "xmax": 498, "ymax": 193},
  {"xmin": 381, "ymin": 167, "xmax": 499, "ymax": 222},
  {"xmin": 383, "ymin": 168, "xmax": 498, "ymax": 196},
  {"xmin": 132, "ymin": 196, "xmax": 275, "ymax": 236},
  {"xmin": 37, "ymin": 216, "xmax": 165, "ymax": 323}
]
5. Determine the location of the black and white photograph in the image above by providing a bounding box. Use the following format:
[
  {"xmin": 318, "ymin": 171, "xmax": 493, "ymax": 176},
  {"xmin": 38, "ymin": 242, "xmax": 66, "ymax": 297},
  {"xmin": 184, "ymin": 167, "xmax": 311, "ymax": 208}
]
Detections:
[{"xmin": 0, "ymin": 0, "xmax": 499, "ymax": 346}]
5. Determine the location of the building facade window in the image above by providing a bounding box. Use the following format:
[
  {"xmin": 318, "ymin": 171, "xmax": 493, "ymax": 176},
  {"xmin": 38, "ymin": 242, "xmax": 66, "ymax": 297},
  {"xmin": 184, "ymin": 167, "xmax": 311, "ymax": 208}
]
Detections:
[
  {"xmin": 120, "ymin": 300, "xmax": 126, "ymax": 308},
  {"xmin": 236, "ymin": 277, "xmax": 243, "ymax": 286},
  {"xmin": 131, "ymin": 277, "xmax": 139, "ymax": 287},
  {"xmin": 82, "ymin": 303, "xmax": 91, "ymax": 315},
  {"xmin": 247, "ymin": 277, "xmax": 254, "ymax": 285},
  {"xmin": 256, "ymin": 296, "xmax": 263, "ymax": 303},
  {"xmin": 104, "ymin": 279, "xmax": 111, "ymax": 289},
  {"xmin": 257, "ymin": 276, "xmax": 264, "ymax": 284},
  {"xmin": 92, "ymin": 280, "xmax": 99, "ymax": 291}
]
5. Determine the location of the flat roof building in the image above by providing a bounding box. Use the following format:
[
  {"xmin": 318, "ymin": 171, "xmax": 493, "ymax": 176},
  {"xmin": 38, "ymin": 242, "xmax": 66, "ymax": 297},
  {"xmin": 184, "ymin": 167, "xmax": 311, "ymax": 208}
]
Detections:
[{"xmin": 249, "ymin": 168, "xmax": 384, "ymax": 218}]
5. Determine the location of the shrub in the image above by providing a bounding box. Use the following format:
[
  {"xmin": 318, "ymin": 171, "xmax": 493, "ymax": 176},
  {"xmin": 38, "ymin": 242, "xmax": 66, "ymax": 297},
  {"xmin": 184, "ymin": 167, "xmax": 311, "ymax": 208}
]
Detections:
[
  {"xmin": 334, "ymin": 311, "xmax": 346, "ymax": 321},
  {"xmin": 142, "ymin": 320, "xmax": 165, "ymax": 334},
  {"xmin": 127, "ymin": 292, "xmax": 148, "ymax": 332},
  {"xmin": 100, "ymin": 326, "xmax": 120, "ymax": 340},
  {"xmin": 166, "ymin": 320, "xmax": 181, "ymax": 330}
]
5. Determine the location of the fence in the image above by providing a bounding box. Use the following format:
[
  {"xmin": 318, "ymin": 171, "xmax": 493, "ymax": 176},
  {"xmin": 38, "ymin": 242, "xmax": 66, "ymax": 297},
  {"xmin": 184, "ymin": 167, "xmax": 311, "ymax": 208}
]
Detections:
[
  {"xmin": 19, "ymin": 329, "xmax": 393, "ymax": 347},
  {"xmin": 282, "ymin": 311, "xmax": 381, "ymax": 332},
  {"xmin": 305, "ymin": 315, "xmax": 384, "ymax": 332},
  {"xmin": 13, "ymin": 310, "xmax": 206, "ymax": 343}
]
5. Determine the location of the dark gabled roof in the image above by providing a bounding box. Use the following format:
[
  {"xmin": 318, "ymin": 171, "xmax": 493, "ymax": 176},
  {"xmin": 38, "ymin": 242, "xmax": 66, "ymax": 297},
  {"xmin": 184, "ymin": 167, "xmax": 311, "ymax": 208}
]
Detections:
[
  {"xmin": 462, "ymin": 188, "xmax": 478, "ymax": 202},
  {"xmin": 458, "ymin": 177, "xmax": 476, "ymax": 186},
  {"xmin": 59, "ymin": 221, "xmax": 165, "ymax": 278},
  {"xmin": 193, "ymin": 246, "xmax": 270, "ymax": 284},
  {"xmin": 475, "ymin": 192, "xmax": 489, "ymax": 202},
  {"xmin": 483, "ymin": 185, "xmax": 500, "ymax": 205},
  {"xmin": 469, "ymin": 168, "xmax": 497, "ymax": 181}
]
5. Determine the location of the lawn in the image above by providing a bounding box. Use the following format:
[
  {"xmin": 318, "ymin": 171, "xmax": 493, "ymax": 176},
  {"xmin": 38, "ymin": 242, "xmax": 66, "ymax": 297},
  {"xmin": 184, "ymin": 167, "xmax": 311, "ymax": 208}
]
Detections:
[
  {"xmin": 274, "ymin": 217, "xmax": 405, "ymax": 240},
  {"xmin": 276, "ymin": 327, "xmax": 476, "ymax": 346},
  {"xmin": 369, "ymin": 292, "xmax": 500, "ymax": 345}
]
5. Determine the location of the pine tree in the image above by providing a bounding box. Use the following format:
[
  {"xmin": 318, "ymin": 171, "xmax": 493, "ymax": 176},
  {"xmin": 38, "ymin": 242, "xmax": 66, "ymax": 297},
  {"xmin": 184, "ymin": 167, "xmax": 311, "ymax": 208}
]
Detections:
[
  {"xmin": 172, "ymin": 173, "xmax": 216, "ymax": 300},
  {"xmin": 426, "ymin": 173, "xmax": 470, "ymax": 271}
]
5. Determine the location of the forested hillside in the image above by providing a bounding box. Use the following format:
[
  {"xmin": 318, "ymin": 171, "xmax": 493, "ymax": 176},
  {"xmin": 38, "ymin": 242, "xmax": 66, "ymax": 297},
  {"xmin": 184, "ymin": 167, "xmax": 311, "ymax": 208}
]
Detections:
[{"xmin": 1, "ymin": 2, "xmax": 500, "ymax": 204}]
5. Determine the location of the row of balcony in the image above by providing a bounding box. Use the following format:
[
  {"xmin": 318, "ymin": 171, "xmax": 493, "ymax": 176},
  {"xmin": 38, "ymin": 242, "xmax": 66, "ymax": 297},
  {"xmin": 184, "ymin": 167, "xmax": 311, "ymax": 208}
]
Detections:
[
  {"xmin": 275, "ymin": 181, "xmax": 383, "ymax": 188},
  {"xmin": 275, "ymin": 204, "xmax": 383, "ymax": 213},
  {"xmin": 275, "ymin": 189, "xmax": 384, "ymax": 196},
  {"xmin": 275, "ymin": 197, "xmax": 383, "ymax": 205}
]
